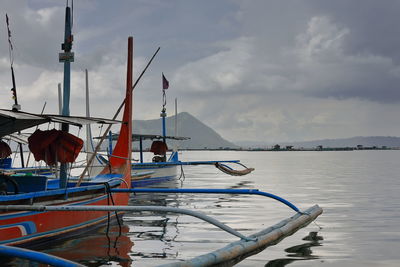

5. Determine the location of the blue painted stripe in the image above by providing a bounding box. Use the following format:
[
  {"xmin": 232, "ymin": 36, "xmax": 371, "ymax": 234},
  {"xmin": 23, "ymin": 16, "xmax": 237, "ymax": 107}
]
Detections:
[
  {"xmin": 0, "ymin": 195, "xmax": 108, "ymax": 220},
  {"xmin": 0, "ymin": 179, "xmax": 120, "ymax": 202}
]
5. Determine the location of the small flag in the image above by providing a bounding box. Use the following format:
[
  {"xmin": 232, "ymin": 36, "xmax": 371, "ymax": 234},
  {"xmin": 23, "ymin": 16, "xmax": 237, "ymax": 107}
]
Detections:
[
  {"xmin": 162, "ymin": 73, "xmax": 169, "ymax": 90},
  {"xmin": 6, "ymin": 14, "xmax": 13, "ymax": 50}
]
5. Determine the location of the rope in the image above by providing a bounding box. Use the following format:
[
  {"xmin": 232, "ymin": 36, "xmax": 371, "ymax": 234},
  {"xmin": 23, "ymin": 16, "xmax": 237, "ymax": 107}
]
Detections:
[
  {"xmin": 179, "ymin": 165, "xmax": 185, "ymax": 181},
  {"xmin": 313, "ymin": 220, "xmax": 323, "ymax": 230},
  {"xmin": 178, "ymin": 165, "xmax": 186, "ymax": 187},
  {"xmin": 103, "ymin": 182, "xmax": 122, "ymax": 236}
]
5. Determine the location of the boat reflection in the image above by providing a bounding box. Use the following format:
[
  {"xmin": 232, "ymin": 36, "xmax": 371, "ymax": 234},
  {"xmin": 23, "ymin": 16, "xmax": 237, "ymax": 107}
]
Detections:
[
  {"xmin": 39, "ymin": 223, "xmax": 133, "ymax": 266},
  {"xmin": 264, "ymin": 231, "xmax": 323, "ymax": 267},
  {"xmin": 0, "ymin": 221, "xmax": 134, "ymax": 266}
]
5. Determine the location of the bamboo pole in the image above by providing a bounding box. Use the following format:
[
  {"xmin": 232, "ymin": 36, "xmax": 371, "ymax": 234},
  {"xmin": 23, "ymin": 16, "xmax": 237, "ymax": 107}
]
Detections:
[
  {"xmin": 0, "ymin": 205, "xmax": 257, "ymax": 241},
  {"xmin": 158, "ymin": 205, "xmax": 322, "ymax": 267}
]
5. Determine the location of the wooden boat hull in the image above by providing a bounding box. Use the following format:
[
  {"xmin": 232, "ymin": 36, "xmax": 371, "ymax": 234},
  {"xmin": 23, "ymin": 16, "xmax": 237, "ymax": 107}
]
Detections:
[{"xmin": 132, "ymin": 163, "xmax": 178, "ymax": 187}]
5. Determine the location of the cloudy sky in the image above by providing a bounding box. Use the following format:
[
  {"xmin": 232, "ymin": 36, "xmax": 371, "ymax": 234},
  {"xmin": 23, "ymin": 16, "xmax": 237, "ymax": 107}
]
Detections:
[{"xmin": 1, "ymin": 0, "xmax": 400, "ymax": 143}]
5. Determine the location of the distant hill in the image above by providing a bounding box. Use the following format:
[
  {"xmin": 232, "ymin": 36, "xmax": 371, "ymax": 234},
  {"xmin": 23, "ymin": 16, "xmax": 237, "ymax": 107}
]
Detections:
[
  {"xmin": 237, "ymin": 136, "xmax": 400, "ymax": 149},
  {"xmin": 133, "ymin": 112, "xmax": 238, "ymax": 150}
]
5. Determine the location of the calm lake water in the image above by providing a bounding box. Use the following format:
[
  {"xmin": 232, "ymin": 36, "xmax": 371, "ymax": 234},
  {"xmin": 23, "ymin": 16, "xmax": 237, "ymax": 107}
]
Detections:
[{"xmin": 8, "ymin": 150, "xmax": 400, "ymax": 266}]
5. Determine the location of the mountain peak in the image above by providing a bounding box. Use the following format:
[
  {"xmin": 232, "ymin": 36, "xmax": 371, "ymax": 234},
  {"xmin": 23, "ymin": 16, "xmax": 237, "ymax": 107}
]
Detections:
[{"xmin": 133, "ymin": 112, "xmax": 238, "ymax": 149}]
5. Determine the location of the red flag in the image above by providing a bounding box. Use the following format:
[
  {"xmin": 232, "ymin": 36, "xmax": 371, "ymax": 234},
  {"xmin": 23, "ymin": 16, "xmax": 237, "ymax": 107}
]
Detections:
[{"xmin": 162, "ymin": 73, "xmax": 169, "ymax": 90}]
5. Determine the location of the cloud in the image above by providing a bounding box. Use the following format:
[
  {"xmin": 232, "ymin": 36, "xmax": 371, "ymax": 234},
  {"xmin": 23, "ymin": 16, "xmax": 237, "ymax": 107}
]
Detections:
[
  {"xmin": 2, "ymin": 0, "xmax": 400, "ymax": 143},
  {"xmin": 296, "ymin": 16, "xmax": 349, "ymax": 60},
  {"xmin": 173, "ymin": 37, "xmax": 252, "ymax": 93},
  {"xmin": 292, "ymin": 16, "xmax": 400, "ymax": 103}
]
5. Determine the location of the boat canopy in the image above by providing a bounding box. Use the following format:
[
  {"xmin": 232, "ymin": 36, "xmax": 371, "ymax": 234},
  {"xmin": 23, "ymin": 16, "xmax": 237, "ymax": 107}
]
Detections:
[
  {"xmin": 2, "ymin": 133, "xmax": 29, "ymax": 144},
  {"xmin": 0, "ymin": 109, "xmax": 121, "ymax": 138},
  {"xmin": 96, "ymin": 133, "xmax": 190, "ymax": 141},
  {"xmin": 132, "ymin": 133, "xmax": 190, "ymax": 141}
]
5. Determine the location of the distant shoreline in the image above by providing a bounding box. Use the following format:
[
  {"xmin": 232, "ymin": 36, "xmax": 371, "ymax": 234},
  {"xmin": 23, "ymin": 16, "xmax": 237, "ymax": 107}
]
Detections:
[{"xmin": 134, "ymin": 146, "xmax": 400, "ymax": 152}]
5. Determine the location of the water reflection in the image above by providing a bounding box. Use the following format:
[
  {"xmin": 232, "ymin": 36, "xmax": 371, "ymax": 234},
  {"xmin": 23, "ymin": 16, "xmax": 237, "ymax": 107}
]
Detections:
[
  {"xmin": 228, "ymin": 180, "xmax": 254, "ymax": 189},
  {"xmin": 264, "ymin": 232, "xmax": 323, "ymax": 267},
  {"xmin": 53, "ymin": 224, "xmax": 132, "ymax": 266},
  {"xmin": 126, "ymin": 183, "xmax": 181, "ymax": 261},
  {"xmin": 6, "ymin": 150, "xmax": 400, "ymax": 266},
  {"xmin": 213, "ymin": 180, "xmax": 254, "ymax": 205}
]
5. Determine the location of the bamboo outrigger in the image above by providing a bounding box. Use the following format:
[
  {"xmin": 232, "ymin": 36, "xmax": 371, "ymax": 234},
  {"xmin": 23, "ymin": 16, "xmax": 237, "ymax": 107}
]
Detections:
[
  {"xmin": 0, "ymin": 185, "xmax": 322, "ymax": 266},
  {"xmin": 158, "ymin": 205, "xmax": 322, "ymax": 267},
  {"xmin": 0, "ymin": 201, "xmax": 322, "ymax": 266}
]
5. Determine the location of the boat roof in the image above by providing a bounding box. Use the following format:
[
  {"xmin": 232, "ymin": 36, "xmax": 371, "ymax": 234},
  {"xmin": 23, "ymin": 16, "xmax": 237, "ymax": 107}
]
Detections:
[
  {"xmin": 94, "ymin": 133, "xmax": 190, "ymax": 141},
  {"xmin": 0, "ymin": 109, "xmax": 121, "ymax": 138},
  {"xmin": 2, "ymin": 133, "xmax": 30, "ymax": 144},
  {"xmin": 131, "ymin": 133, "xmax": 190, "ymax": 141}
]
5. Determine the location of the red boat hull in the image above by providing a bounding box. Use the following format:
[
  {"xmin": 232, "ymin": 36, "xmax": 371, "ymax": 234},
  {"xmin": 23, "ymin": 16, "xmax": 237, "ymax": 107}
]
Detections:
[
  {"xmin": 0, "ymin": 183, "xmax": 129, "ymax": 246},
  {"xmin": 0, "ymin": 37, "xmax": 134, "ymax": 246}
]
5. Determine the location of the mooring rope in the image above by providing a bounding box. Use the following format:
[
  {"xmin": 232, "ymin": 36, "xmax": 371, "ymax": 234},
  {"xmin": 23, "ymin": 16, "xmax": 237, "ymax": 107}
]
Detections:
[{"xmin": 103, "ymin": 182, "xmax": 122, "ymax": 236}]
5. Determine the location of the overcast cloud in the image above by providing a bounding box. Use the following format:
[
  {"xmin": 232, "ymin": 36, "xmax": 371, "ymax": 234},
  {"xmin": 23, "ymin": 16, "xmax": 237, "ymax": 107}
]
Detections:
[{"xmin": 1, "ymin": 0, "xmax": 400, "ymax": 143}]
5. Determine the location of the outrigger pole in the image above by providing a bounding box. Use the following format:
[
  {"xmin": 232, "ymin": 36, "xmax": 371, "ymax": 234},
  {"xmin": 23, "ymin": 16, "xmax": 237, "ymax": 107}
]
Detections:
[
  {"xmin": 160, "ymin": 205, "xmax": 322, "ymax": 267},
  {"xmin": 0, "ymin": 245, "xmax": 83, "ymax": 267},
  {"xmin": 0, "ymin": 203, "xmax": 322, "ymax": 266},
  {"xmin": 111, "ymin": 188, "xmax": 300, "ymax": 212}
]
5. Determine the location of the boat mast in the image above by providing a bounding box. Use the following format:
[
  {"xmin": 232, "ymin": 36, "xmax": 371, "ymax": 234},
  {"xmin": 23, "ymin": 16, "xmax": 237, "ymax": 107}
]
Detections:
[
  {"xmin": 174, "ymin": 97, "xmax": 178, "ymax": 152},
  {"xmin": 5, "ymin": 14, "xmax": 25, "ymax": 168},
  {"xmin": 161, "ymin": 107, "xmax": 167, "ymax": 144},
  {"xmin": 58, "ymin": 3, "xmax": 74, "ymax": 188},
  {"xmin": 161, "ymin": 73, "xmax": 169, "ymax": 143}
]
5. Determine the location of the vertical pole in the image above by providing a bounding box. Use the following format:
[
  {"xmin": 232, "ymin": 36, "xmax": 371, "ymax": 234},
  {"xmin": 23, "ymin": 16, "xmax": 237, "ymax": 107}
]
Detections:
[
  {"xmin": 85, "ymin": 69, "xmax": 94, "ymax": 175},
  {"xmin": 58, "ymin": 83, "xmax": 63, "ymax": 115},
  {"xmin": 85, "ymin": 69, "xmax": 90, "ymax": 156},
  {"xmin": 161, "ymin": 78, "xmax": 167, "ymax": 144},
  {"xmin": 59, "ymin": 6, "xmax": 73, "ymax": 188},
  {"xmin": 6, "ymin": 13, "xmax": 24, "ymax": 168},
  {"xmin": 139, "ymin": 137, "xmax": 143, "ymax": 163},
  {"xmin": 174, "ymin": 98, "xmax": 178, "ymax": 152},
  {"xmin": 61, "ymin": 7, "xmax": 72, "ymax": 124},
  {"xmin": 11, "ymin": 66, "xmax": 24, "ymax": 168},
  {"xmin": 58, "ymin": 83, "xmax": 62, "ymax": 131},
  {"xmin": 161, "ymin": 109, "xmax": 166, "ymax": 144},
  {"xmin": 108, "ymin": 131, "xmax": 113, "ymax": 155},
  {"xmin": 174, "ymin": 98, "xmax": 177, "ymax": 137}
]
